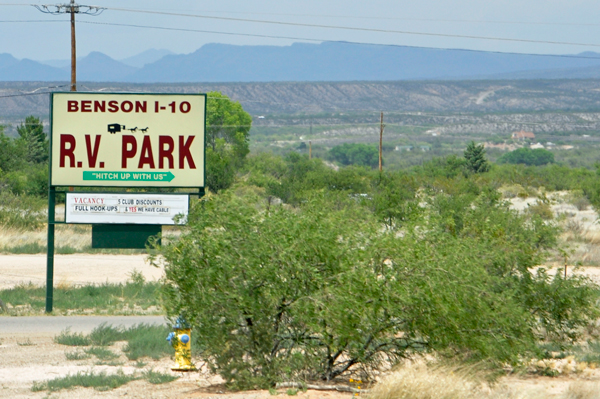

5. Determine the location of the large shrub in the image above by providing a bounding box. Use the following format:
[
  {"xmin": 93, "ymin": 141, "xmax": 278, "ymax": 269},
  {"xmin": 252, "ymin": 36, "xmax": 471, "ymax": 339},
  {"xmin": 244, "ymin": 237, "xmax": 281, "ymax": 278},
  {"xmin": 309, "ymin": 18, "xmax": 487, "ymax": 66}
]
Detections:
[
  {"xmin": 157, "ymin": 189, "xmax": 598, "ymax": 389},
  {"xmin": 497, "ymin": 147, "xmax": 555, "ymax": 166}
]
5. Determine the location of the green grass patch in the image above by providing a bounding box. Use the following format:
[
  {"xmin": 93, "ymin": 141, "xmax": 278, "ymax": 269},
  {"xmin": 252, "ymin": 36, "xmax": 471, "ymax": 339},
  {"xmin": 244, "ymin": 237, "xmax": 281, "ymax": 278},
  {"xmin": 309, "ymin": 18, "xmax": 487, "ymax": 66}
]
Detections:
[
  {"xmin": 142, "ymin": 370, "xmax": 178, "ymax": 384},
  {"xmin": 572, "ymin": 340, "xmax": 600, "ymax": 364},
  {"xmin": 3, "ymin": 242, "xmax": 46, "ymax": 254},
  {"xmin": 538, "ymin": 340, "xmax": 600, "ymax": 366},
  {"xmin": 0, "ymin": 244, "xmax": 147, "ymax": 255},
  {"xmin": 122, "ymin": 324, "xmax": 173, "ymax": 360},
  {"xmin": 0, "ymin": 280, "xmax": 163, "ymax": 315},
  {"xmin": 88, "ymin": 323, "xmax": 127, "ymax": 346},
  {"xmin": 31, "ymin": 370, "xmax": 137, "ymax": 392},
  {"xmin": 55, "ymin": 323, "xmax": 173, "ymax": 361},
  {"xmin": 54, "ymin": 329, "xmax": 91, "ymax": 346},
  {"xmin": 0, "ymin": 191, "xmax": 45, "ymax": 231},
  {"xmin": 65, "ymin": 350, "xmax": 91, "ymax": 360},
  {"xmin": 31, "ymin": 369, "xmax": 178, "ymax": 392},
  {"xmin": 84, "ymin": 346, "xmax": 119, "ymax": 361}
]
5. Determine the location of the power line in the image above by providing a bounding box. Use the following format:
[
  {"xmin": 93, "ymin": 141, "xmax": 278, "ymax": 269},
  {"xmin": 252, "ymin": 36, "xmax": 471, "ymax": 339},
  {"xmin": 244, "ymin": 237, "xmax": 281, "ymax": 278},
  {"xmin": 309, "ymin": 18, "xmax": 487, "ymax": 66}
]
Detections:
[
  {"xmin": 78, "ymin": 20, "xmax": 600, "ymax": 59},
  {"xmin": 0, "ymin": 19, "xmax": 67, "ymax": 22},
  {"xmin": 149, "ymin": 10, "xmax": 600, "ymax": 28},
  {"xmin": 1, "ymin": 3, "xmax": 600, "ymax": 28},
  {"xmin": 103, "ymin": 7, "xmax": 600, "ymax": 48}
]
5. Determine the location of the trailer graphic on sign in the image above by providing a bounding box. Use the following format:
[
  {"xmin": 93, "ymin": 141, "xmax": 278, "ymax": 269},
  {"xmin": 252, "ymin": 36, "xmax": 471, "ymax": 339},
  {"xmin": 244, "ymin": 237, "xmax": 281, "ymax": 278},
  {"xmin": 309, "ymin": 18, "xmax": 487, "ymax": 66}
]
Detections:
[{"xmin": 50, "ymin": 93, "xmax": 206, "ymax": 188}]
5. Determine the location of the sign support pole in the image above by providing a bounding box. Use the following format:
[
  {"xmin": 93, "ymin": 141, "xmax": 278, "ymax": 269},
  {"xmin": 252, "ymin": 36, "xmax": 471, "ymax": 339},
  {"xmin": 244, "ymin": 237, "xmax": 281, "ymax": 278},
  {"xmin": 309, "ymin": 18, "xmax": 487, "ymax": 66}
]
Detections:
[{"xmin": 46, "ymin": 186, "xmax": 56, "ymax": 313}]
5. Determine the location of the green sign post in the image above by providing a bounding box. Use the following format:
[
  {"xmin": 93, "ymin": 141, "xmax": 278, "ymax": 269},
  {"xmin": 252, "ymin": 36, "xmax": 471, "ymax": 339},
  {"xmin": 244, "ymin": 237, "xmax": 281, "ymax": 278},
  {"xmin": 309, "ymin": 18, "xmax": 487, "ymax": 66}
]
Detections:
[{"xmin": 46, "ymin": 92, "xmax": 206, "ymax": 313}]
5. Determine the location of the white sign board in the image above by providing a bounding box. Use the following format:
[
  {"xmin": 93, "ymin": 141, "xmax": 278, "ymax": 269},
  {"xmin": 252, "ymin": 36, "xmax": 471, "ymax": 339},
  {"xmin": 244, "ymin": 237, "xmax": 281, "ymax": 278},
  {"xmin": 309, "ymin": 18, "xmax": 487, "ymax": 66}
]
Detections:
[
  {"xmin": 51, "ymin": 92, "xmax": 205, "ymax": 188},
  {"xmin": 65, "ymin": 193, "xmax": 189, "ymax": 225}
]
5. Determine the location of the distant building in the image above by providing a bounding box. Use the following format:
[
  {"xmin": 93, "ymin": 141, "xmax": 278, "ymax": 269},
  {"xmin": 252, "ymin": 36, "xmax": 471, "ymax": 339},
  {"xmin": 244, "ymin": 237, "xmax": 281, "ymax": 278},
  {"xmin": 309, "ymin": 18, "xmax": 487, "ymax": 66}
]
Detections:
[
  {"xmin": 395, "ymin": 145, "xmax": 413, "ymax": 151},
  {"xmin": 512, "ymin": 130, "xmax": 535, "ymax": 140},
  {"xmin": 419, "ymin": 146, "xmax": 431, "ymax": 152},
  {"xmin": 530, "ymin": 143, "xmax": 544, "ymax": 149}
]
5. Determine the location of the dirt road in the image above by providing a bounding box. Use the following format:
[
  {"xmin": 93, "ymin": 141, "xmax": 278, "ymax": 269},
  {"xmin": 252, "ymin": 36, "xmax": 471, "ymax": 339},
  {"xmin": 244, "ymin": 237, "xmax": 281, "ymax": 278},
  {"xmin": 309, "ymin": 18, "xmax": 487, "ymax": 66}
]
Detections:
[{"xmin": 0, "ymin": 254, "xmax": 163, "ymax": 289}]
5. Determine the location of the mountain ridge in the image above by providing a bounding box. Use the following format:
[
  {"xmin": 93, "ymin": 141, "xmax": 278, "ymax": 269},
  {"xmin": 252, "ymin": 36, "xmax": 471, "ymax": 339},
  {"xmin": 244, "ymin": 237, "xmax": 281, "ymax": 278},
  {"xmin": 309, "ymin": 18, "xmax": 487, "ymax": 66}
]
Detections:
[{"xmin": 3, "ymin": 42, "xmax": 600, "ymax": 82}]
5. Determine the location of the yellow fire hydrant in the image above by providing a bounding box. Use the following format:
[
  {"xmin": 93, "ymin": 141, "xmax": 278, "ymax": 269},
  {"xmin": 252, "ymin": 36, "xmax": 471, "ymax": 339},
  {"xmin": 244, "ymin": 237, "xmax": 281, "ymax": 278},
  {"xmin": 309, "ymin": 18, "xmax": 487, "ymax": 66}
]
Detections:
[{"xmin": 166, "ymin": 317, "xmax": 196, "ymax": 371}]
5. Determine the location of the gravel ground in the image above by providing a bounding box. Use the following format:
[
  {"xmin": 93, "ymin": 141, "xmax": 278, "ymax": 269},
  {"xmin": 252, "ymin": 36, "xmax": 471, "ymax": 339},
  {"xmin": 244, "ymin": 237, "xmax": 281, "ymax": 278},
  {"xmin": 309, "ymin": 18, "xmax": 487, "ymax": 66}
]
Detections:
[{"xmin": 0, "ymin": 254, "xmax": 163, "ymax": 289}]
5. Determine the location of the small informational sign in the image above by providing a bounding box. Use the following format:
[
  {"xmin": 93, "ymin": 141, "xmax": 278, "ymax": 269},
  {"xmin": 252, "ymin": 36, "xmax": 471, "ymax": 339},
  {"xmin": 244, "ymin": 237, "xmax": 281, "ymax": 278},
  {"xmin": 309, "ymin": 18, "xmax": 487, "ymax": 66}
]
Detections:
[
  {"xmin": 50, "ymin": 92, "xmax": 205, "ymax": 188},
  {"xmin": 65, "ymin": 193, "xmax": 189, "ymax": 225}
]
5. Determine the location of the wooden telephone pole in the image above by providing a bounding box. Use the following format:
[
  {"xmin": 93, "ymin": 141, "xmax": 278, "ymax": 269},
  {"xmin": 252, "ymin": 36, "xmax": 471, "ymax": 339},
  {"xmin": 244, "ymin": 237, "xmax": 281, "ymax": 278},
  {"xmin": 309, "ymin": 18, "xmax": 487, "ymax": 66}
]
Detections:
[
  {"xmin": 379, "ymin": 112, "xmax": 385, "ymax": 172},
  {"xmin": 70, "ymin": 1, "xmax": 77, "ymax": 91},
  {"xmin": 34, "ymin": 1, "xmax": 104, "ymax": 92}
]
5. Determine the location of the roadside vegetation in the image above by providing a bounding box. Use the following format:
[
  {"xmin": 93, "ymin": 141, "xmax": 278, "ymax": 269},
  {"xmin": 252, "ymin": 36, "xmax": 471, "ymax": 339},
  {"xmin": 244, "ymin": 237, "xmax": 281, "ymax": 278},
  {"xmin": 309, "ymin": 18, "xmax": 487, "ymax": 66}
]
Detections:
[
  {"xmin": 150, "ymin": 140, "xmax": 600, "ymax": 389},
  {"xmin": 0, "ymin": 272, "xmax": 161, "ymax": 315},
  {"xmin": 54, "ymin": 323, "xmax": 172, "ymax": 360},
  {"xmin": 26, "ymin": 323, "xmax": 177, "ymax": 393},
  {"xmin": 31, "ymin": 369, "xmax": 177, "ymax": 392},
  {"xmin": 4, "ymin": 95, "xmax": 600, "ymax": 395}
]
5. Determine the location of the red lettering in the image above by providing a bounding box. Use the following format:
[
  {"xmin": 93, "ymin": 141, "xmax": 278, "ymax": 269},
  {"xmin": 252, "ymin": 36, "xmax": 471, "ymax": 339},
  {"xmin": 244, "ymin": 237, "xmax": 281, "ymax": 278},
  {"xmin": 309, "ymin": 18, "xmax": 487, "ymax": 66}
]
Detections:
[
  {"xmin": 94, "ymin": 101, "xmax": 105, "ymax": 112},
  {"xmin": 154, "ymin": 101, "xmax": 159, "ymax": 113},
  {"xmin": 81, "ymin": 100, "xmax": 92, "ymax": 112},
  {"xmin": 67, "ymin": 101, "xmax": 78, "ymax": 112},
  {"xmin": 179, "ymin": 136, "xmax": 196, "ymax": 169},
  {"xmin": 108, "ymin": 100, "xmax": 119, "ymax": 113},
  {"xmin": 85, "ymin": 135, "xmax": 101, "ymax": 168},
  {"xmin": 180, "ymin": 101, "xmax": 191, "ymax": 113},
  {"xmin": 59, "ymin": 134, "xmax": 76, "ymax": 167},
  {"xmin": 121, "ymin": 101, "xmax": 133, "ymax": 113},
  {"xmin": 158, "ymin": 136, "xmax": 174, "ymax": 169},
  {"xmin": 135, "ymin": 101, "xmax": 147, "ymax": 113},
  {"xmin": 121, "ymin": 136, "xmax": 137, "ymax": 168},
  {"xmin": 138, "ymin": 136, "xmax": 156, "ymax": 169}
]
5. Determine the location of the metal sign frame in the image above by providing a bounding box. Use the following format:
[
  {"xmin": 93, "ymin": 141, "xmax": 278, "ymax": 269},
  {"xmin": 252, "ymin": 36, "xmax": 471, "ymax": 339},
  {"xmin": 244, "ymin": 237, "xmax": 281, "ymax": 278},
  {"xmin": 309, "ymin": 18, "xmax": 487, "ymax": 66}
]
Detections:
[{"xmin": 46, "ymin": 92, "xmax": 207, "ymax": 313}]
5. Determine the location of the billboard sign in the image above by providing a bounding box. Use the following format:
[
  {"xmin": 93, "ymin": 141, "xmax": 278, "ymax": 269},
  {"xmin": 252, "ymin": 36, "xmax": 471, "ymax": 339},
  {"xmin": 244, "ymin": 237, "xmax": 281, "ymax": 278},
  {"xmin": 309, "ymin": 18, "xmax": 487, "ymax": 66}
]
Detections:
[
  {"xmin": 65, "ymin": 193, "xmax": 189, "ymax": 225},
  {"xmin": 50, "ymin": 92, "xmax": 205, "ymax": 188}
]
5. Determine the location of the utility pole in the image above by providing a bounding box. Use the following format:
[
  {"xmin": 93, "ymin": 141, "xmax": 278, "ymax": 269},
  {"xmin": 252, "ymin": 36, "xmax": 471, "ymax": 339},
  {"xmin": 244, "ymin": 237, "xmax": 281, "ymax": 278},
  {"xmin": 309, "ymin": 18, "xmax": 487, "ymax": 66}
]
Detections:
[
  {"xmin": 34, "ymin": 2, "xmax": 104, "ymax": 92},
  {"xmin": 309, "ymin": 141, "xmax": 312, "ymax": 159},
  {"xmin": 379, "ymin": 112, "xmax": 385, "ymax": 172},
  {"xmin": 70, "ymin": 2, "xmax": 76, "ymax": 91}
]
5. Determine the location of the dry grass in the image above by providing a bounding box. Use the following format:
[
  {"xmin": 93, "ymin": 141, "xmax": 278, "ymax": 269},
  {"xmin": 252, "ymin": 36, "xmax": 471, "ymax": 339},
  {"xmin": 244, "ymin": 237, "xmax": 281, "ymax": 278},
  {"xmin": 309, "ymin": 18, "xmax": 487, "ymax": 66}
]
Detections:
[
  {"xmin": 366, "ymin": 365, "xmax": 600, "ymax": 399},
  {"xmin": 0, "ymin": 223, "xmax": 182, "ymax": 254},
  {"xmin": 562, "ymin": 382, "xmax": 600, "ymax": 399},
  {"xmin": 0, "ymin": 224, "xmax": 91, "ymax": 252},
  {"xmin": 367, "ymin": 365, "xmax": 484, "ymax": 399}
]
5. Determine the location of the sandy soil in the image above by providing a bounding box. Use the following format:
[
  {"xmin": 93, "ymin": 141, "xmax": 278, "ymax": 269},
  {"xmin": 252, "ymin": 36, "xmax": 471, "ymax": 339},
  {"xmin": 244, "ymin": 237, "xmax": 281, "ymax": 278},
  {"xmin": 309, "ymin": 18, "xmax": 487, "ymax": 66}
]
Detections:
[
  {"xmin": 3, "ymin": 252, "xmax": 600, "ymax": 291},
  {"xmin": 0, "ymin": 331, "xmax": 598, "ymax": 398},
  {"xmin": 2, "ymin": 202, "xmax": 600, "ymax": 398},
  {"xmin": 0, "ymin": 332, "xmax": 356, "ymax": 399},
  {"xmin": 0, "ymin": 254, "xmax": 163, "ymax": 289}
]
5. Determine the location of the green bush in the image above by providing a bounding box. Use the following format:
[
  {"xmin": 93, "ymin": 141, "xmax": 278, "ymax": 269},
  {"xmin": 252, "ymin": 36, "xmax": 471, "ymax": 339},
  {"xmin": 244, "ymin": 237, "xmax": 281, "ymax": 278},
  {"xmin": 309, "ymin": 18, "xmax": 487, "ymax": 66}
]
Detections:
[
  {"xmin": 54, "ymin": 329, "xmax": 91, "ymax": 346},
  {"xmin": 329, "ymin": 143, "xmax": 379, "ymax": 167},
  {"xmin": 497, "ymin": 147, "xmax": 555, "ymax": 166},
  {"xmin": 0, "ymin": 191, "xmax": 45, "ymax": 230},
  {"xmin": 156, "ymin": 189, "xmax": 598, "ymax": 389},
  {"xmin": 528, "ymin": 201, "xmax": 554, "ymax": 220}
]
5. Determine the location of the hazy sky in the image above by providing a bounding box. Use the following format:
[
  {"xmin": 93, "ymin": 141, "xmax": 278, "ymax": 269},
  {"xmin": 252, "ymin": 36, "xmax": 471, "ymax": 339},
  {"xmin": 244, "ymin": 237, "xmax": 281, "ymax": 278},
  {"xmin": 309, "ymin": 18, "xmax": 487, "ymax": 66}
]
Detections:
[{"xmin": 2, "ymin": 0, "xmax": 600, "ymax": 60}]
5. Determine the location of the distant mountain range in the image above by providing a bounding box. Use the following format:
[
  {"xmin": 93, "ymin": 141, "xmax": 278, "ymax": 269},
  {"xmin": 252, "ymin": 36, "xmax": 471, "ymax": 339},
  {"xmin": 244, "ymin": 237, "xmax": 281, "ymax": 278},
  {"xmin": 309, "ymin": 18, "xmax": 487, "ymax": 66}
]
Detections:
[{"xmin": 2, "ymin": 42, "xmax": 600, "ymax": 83}]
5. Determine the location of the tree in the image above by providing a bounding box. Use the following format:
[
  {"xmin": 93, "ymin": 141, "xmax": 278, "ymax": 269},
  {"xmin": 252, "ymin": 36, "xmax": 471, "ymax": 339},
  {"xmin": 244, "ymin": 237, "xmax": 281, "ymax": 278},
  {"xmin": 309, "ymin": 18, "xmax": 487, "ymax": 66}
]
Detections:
[
  {"xmin": 463, "ymin": 141, "xmax": 489, "ymax": 173},
  {"xmin": 0, "ymin": 127, "xmax": 27, "ymax": 174},
  {"xmin": 497, "ymin": 147, "xmax": 555, "ymax": 166},
  {"xmin": 205, "ymin": 92, "xmax": 252, "ymax": 193},
  {"xmin": 17, "ymin": 116, "xmax": 48, "ymax": 164},
  {"xmin": 156, "ymin": 188, "xmax": 598, "ymax": 389},
  {"xmin": 329, "ymin": 143, "xmax": 379, "ymax": 168}
]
